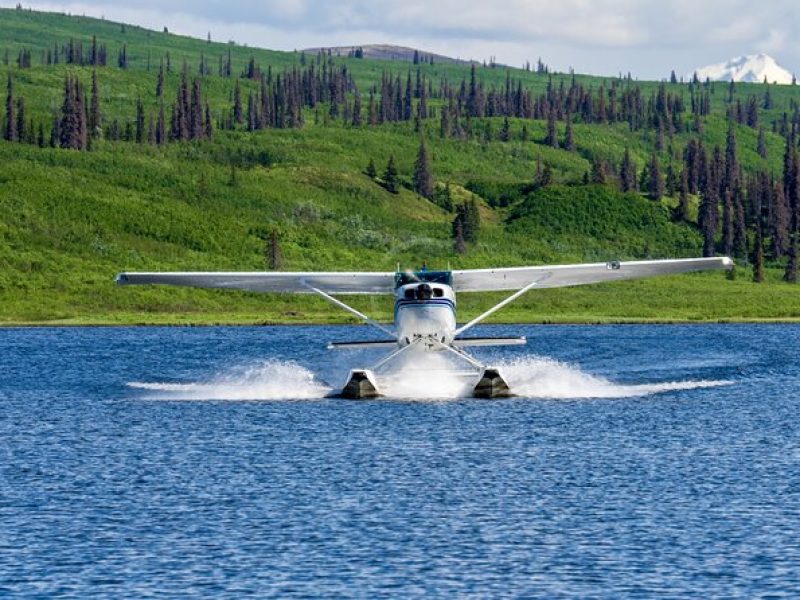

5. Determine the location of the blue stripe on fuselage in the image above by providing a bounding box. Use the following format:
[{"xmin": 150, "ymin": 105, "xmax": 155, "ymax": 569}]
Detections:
[{"xmin": 394, "ymin": 298, "xmax": 456, "ymax": 318}]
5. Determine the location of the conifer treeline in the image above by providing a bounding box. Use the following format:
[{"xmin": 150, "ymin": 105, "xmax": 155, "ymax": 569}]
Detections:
[{"xmin": 5, "ymin": 37, "xmax": 800, "ymax": 278}]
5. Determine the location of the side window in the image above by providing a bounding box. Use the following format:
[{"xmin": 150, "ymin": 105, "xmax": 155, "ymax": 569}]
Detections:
[{"xmin": 433, "ymin": 288, "xmax": 444, "ymax": 297}]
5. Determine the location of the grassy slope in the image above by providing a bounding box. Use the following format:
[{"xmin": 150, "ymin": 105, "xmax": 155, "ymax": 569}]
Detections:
[{"xmin": 1, "ymin": 8, "xmax": 800, "ymax": 324}]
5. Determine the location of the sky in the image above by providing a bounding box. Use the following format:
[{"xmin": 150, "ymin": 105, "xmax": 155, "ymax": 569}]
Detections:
[{"xmin": 16, "ymin": 0, "xmax": 800, "ymax": 79}]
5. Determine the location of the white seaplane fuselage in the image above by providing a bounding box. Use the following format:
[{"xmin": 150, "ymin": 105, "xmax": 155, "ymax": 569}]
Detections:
[{"xmin": 394, "ymin": 282, "xmax": 457, "ymax": 346}]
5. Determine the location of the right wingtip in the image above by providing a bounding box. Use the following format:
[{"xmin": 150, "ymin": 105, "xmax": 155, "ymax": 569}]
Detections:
[
  {"xmin": 115, "ymin": 273, "xmax": 129, "ymax": 285},
  {"xmin": 721, "ymin": 257, "xmax": 735, "ymax": 269}
]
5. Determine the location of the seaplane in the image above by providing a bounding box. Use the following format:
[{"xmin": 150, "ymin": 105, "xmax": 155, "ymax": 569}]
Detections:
[{"xmin": 116, "ymin": 256, "xmax": 732, "ymax": 398}]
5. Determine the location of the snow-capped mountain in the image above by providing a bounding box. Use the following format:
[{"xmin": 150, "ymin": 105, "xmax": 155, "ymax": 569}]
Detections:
[{"xmin": 690, "ymin": 53, "xmax": 795, "ymax": 85}]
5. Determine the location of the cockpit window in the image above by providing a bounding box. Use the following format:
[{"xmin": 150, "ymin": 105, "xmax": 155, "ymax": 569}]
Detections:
[{"xmin": 395, "ymin": 271, "xmax": 453, "ymax": 288}]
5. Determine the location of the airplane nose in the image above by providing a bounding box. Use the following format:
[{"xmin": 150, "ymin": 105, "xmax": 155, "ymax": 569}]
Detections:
[{"xmin": 416, "ymin": 283, "xmax": 433, "ymax": 300}]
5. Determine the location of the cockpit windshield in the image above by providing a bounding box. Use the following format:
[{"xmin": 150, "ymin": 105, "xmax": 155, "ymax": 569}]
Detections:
[{"xmin": 394, "ymin": 271, "xmax": 453, "ymax": 288}]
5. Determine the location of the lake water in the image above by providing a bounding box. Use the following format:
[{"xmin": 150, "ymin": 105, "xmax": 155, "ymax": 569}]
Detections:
[{"xmin": 1, "ymin": 324, "xmax": 799, "ymax": 597}]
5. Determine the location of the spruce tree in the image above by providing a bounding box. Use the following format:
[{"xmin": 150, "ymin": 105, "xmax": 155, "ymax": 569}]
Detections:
[
  {"xmin": 135, "ymin": 98, "xmax": 145, "ymax": 143},
  {"xmin": 699, "ymin": 186, "xmax": 719, "ymax": 257},
  {"xmin": 545, "ymin": 109, "xmax": 558, "ymax": 148},
  {"xmin": 678, "ymin": 168, "xmax": 691, "ymax": 222},
  {"xmin": 156, "ymin": 63, "xmax": 165, "ymax": 97},
  {"xmin": 648, "ymin": 151, "xmax": 664, "ymax": 201},
  {"xmin": 435, "ymin": 183, "xmax": 453, "ymax": 212},
  {"xmin": 365, "ymin": 158, "xmax": 377, "ymax": 179},
  {"xmin": 499, "ymin": 117, "xmax": 510, "ymax": 142},
  {"xmin": 4, "ymin": 73, "xmax": 16, "ymax": 142},
  {"xmin": 117, "ymin": 44, "xmax": 127, "ymax": 69},
  {"xmin": 190, "ymin": 78, "xmax": 204, "ymax": 139},
  {"xmin": 753, "ymin": 225, "xmax": 765, "ymax": 283},
  {"xmin": 413, "ymin": 139, "xmax": 434, "ymax": 199},
  {"xmin": 722, "ymin": 190, "xmax": 734, "ymax": 257},
  {"xmin": 453, "ymin": 219, "xmax": 467, "ymax": 254},
  {"xmin": 156, "ymin": 102, "xmax": 166, "ymax": 145},
  {"xmin": 14, "ymin": 97, "xmax": 25, "ymax": 143},
  {"xmin": 772, "ymin": 180, "xmax": 789, "ymax": 259},
  {"xmin": 564, "ymin": 115, "xmax": 575, "ymax": 151},
  {"xmin": 539, "ymin": 162, "xmax": 553, "ymax": 187},
  {"xmin": 352, "ymin": 88, "xmax": 362, "ymax": 126},
  {"xmin": 757, "ymin": 126, "xmax": 767, "ymax": 159},
  {"xmin": 452, "ymin": 201, "xmax": 479, "ymax": 244},
  {"xmin": 619, "ymin": 147, "xmax": 636, "ymax": 192},
  {"xmin": 233, "ymin": 79, "xmax": 243, "ymax": 125},
  {"xmin": 267, "ymin": 229, "xmax": 283, "ymax": 270},
  {"xmin": 733, "ymin": 188, "xmax": 747, "ymax": 259},
  {"xmin": 591, "ymin": 158, "xmax": 608, "ymax": 185},
  {"xmin": 383, "ymin": 154, "xmax": 399, "ymax": 193}
]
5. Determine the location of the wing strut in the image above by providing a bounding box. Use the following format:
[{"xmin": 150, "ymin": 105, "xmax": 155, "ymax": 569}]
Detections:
[
  {"xmin": 454, "ymin": 279, "xmax": 541, "ymax": 337},
  {"xmin": 303, "ymin": 283, "xmax": 396, "ymax": 338}
]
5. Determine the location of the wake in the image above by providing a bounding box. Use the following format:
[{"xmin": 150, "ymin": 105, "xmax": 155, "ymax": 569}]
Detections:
[
  {"xmin": 127, "ymin": 354, "xmax": 730, "ymax": 401},
  {"xmin": 500, "ymin": 356, "xmax": 730, "ymax": 399},
  {"xmin": 127, "ymin": 359, "xmax": 331, "ymax": 400}
]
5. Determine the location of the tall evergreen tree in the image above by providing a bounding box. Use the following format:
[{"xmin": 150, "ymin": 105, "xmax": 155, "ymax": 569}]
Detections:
[
  {"xmin": 412, "ymin": 139, "xmax": 434, "ymax": 199},
  {"xmin": 135, "ymin": 98, "xmax": 145, "ymax": 143},
  {"xmin": 722, "ymin": 190, "xmax": 734, "ymax": 257},
  {"xmin": 499, "ymin": 116, "xmax": 510, "ymax": 142},
  {"xmin": 757, "ymin": 126, "xmax": 768, "ymax": 159},
  {"xmin": 266, "ymin": 229, "xmax": 283, "ymax": 270},
  {"xmin": 724, "ymin": 123, "xmax": 739, "ymax": 192},
  {"xmin": 733, "ymin": 187, "xmax": 747, "ymax": 259},
  {"xmin": 4, "ymin": 73, "xmax": 16, "ymax": 142},
  {"xmin": 403, "ymin": 72, "xmax": 413, "ymax": 121},
  {"xmin": 156, "ymin": 63, "xmax": 165, "ymax": 97},
  {"xmin": 772, "ymin": 180, "xmax": 789, "ymax": 259},
  {"xmin": 352, "ymin": 87, "xmax": 362, "ymax": 126},
  {"xmin": 591, "ymin": 157, "xmax": 609, "ymax": 185},
  {"xmin": 698, "ymin": 175, "xmax": 719, "ymax": 257},
  {"xmin": 365, "ymin": 158, "xmax": 377, "ymax": 178},
  {"xmin": 619, "ymin": 147, "xmax": 636, "ymax": 192},
  {"xmin": 190, "ymin": 78, "xmax": 204, "ymax": 139},
  {"xmin": 453, "ymin": 218, "xmax": 466, "ymax": 254},
  {"xmin": 647, "ymin": 151, "xmax": 664, "ymax": 201},
  {"xmin": 545, "ymin": 109, "xmax": 558, "ymax": 148},
  {"xmin": 155, "ymin": 101, "xmax": 166, "ymax": 145},
  {"xmin": 452, "ymin": 200, "xmax": 480, "ymax": 244},
  {"xmin": 564, "ymin": 114, "xmax": 575, "ymax": 151},
  {"xmin": 752, "ymin": 223, "xmax": 765, "ymax": 282},
  {"xmin": 117, "ymin": 44, "xmax": 128, "ymax": 69},
  {"xmin": 233, "ymin": 79, "xmax": 243, "ymax": 125},
  {"xmin": 677, "ymin": 168, "xmax": 691, "ymax": 222},
  {"xmin": 14, "ymin": 97, "xmax": 25, "ymax": 143},
  {"xmin": 383, "ymin": 154, "xmax": 399, "ymax": 194}
]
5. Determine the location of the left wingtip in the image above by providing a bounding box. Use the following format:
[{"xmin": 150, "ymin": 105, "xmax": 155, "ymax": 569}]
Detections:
[{"xmin": 115, "ymin": 273, "xmax": 129, "ymax": 285}]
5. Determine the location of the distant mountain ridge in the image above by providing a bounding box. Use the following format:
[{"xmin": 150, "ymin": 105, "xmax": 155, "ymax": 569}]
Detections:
[
  {"xmin": 691, "ymin": 53, "xmax": 795, "ymax": 85},
  {"xmin": 301, "ymin": 44, "xmax": 477, "ymax": 65}
]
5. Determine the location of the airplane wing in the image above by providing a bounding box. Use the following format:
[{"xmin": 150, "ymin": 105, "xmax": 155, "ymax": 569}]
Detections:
[
  {"xmin": 115, "ymin": 271, "xmax": 396, "ymax": 294},
  {"xmin": 451, "ymin": 257, "xmax": 733, "ymax": 292}
]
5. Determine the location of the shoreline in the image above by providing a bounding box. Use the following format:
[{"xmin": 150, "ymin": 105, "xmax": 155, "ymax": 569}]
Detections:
[{"xmin": 2, "ymin": 317, "xmax": 800, "ymax": 327}]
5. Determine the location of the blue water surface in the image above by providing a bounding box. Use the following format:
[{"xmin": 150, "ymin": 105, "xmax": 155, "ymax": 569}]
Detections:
[{"xmin": 1, "ymin": 324, "xmax": 799, "ymax": 598}]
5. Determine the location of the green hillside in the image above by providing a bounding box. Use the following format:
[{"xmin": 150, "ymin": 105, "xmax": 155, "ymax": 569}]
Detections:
[{"xmin": 1, "ymin": 7, "xmax": 800, "ymax": 324}]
